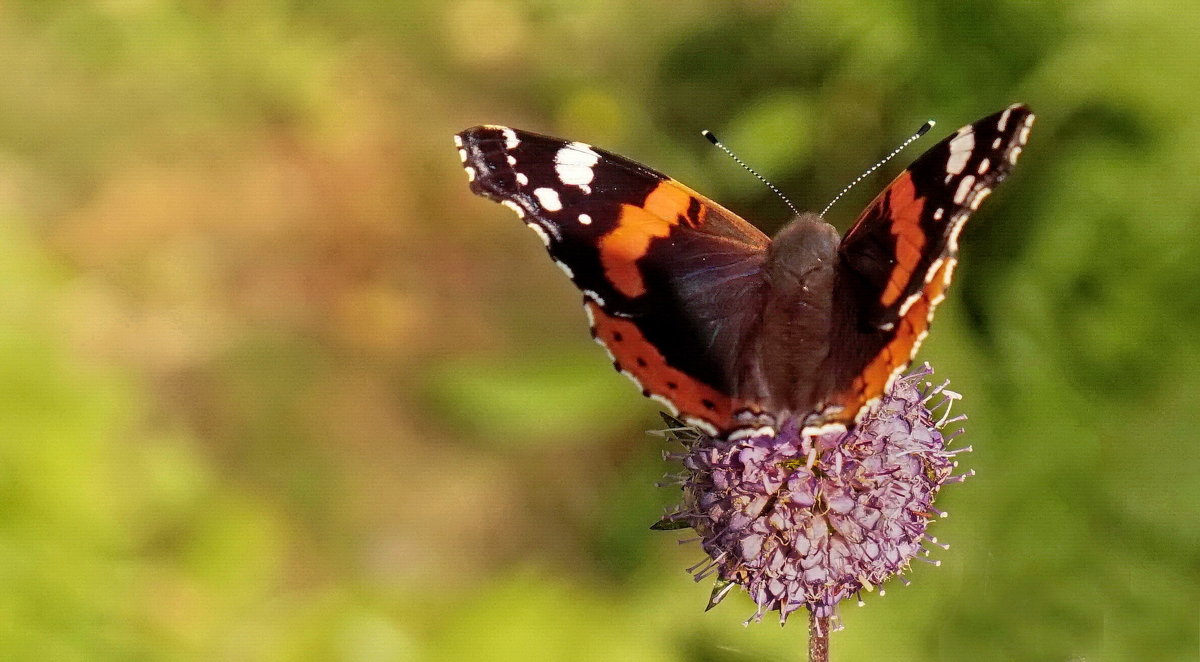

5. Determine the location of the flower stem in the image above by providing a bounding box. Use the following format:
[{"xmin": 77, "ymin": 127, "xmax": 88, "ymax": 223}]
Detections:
[{"xmin": 808, "ymin": 611, "xmax": 829, "ymax": 662}]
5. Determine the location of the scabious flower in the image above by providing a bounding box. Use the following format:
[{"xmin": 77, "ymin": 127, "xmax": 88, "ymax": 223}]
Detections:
[{"xmin": 655, "ymin": 363, "xmax": 973, "ymax": 627}]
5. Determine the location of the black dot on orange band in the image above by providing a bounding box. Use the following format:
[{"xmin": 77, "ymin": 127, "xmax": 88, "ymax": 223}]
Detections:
[
  {"xmin": 686, "ymin": 196, "xmax": 702, "ymax": 225},
  {"xmin": 701, "ymin": 399, "xmax": 717, "ymax": 410}
]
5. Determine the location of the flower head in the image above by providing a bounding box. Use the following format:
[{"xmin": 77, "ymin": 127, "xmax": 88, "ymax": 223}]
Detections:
[{"xmin": 655, "ymin": 364, "xmax": 973, "ymax": 626}]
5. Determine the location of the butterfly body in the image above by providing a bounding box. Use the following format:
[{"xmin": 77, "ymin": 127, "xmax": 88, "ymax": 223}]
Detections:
[
  {"xmin": 751, "ymin": 214, "xmax": 839, "ymax": 412},
  {"xmin": 456, "ymin": 105, "xmax": 1034, "ymax": 437}
]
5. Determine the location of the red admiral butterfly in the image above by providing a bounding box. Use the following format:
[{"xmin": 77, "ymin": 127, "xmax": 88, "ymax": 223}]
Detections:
[{"xmin": 456, "ymin": 105, "xmax": 1033, "ymax": 438}]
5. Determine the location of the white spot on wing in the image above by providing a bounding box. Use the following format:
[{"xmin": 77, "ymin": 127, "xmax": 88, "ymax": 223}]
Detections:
[
  {"xmin": 946, "ymin": 129, "xmax": 975, "ymax": 175},
  {"xmin": 933, "ymin": 207, "xmax": 944, "ymax": 221},
  {"xmin": 992, "ymin": 137, "xmax": 1002, "ymax": 149},
  {"xmin": 507, "ymin": 155, "xmax": 517, "ymax": 166},
  {"xmin": 554, "ymin": 259, "xmax": 574, "ymax": 278},
  {"xmin": 465, "ymin": 166, "xmax": 476, "ymax": 182},
  {"xmin": 947, "ymin": 217, "xmax": 965, "ymax": 252},
  {"xmin": 969, "ymin": 187, "xmax": 991, "ymax": 210},
  {"xmin": 453, "ymin": 134, "xmax": 463, "ymax": 148},
  {"xmin": 501, "ymin": 199, "xmax": 524, "ymax": 218},
  {"xmin": 684, "ymin": 417, "xmax": 718, "ymax": 436},
  {"xmin": 583, "ymin": 301, "xmax": 598, "ymax": 328},
  {"xmin": 927, "ymin": 257, "xmax": 945, "ymax": 284},
  {"xmin": 592, "ymin": 333, "xmax": 615, "ymax": 361},
  {"xmin": 898, "ymin": 291, "xmax": 922, "ymax": 318},
  {"xmin": 457, "ymin": 148, "xmax": 467, "ymax": 162},
  {"xmin": 977, "ymin": 157, "xmax": 990, "ymax": 174},
  {"xmin": 618, "ymin": 369, "xmax": 645, "ymax": 392},
  {"xmin": 649, "ymin": 393, "xmax": 680, "ymax": 415},
  {"xmin": 502, "ymin": 128, "xmax": 519, "ymax": 150},
  {"xmin": 555, "ymin": 142, "xmax": 600, "ymax": 190},
  {"xmin": 998, "ymin": 107, "xmax": 1012, "ymax": 132},
  {"xmin": 728, "ymin": 426, "xmax": 776, "ymax": 441},
  {"xmin": 578, "ymin": 213, "xmax": 592, "ymax": 225},
  {"xmin": 533, "ymin": 187, "xmax": 563, "ymax": 212},
  {"xmin": 526, "ymin": 222, "xmax": 551, "ymax": 246},
  {"xmin": 954, "ymin": 175, "xmax": 975, "ymax": 204},
  {"xmin": 852, "ymin": 399, "xmax": 880, "ymax": 425},
  {"xmin": 583, "ymin": 289, "xmax": 605, "ymax": 306},
  {"xmin": 1009, "ymin": 146, "xmax": 1023, "ymax": 164},
  {"xmin": 940, "ymin": 257, "xmax": 959, "ymax": 287},
  {"xmin": 516, "ymin": 172, "xmax": 529, "ymax": 186}
]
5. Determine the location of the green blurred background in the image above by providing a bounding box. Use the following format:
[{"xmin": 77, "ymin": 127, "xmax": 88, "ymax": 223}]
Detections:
[{"xmin": 0, "ymin": 1, "xmax": 1196, "ymax": 660}]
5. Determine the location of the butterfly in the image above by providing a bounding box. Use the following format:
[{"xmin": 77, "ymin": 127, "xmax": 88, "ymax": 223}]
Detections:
[{"xmin": 455, "ymin": 105, "xmax": 1033, "ymax": 438}]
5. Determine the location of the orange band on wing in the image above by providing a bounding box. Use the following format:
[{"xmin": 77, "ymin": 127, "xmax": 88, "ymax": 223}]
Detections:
[
  {"xmin": 878, "ymin": 172, "xmax": 927, "ymax": 307},
  {"xmin": 586, "ymin": 300, "xmax": 733, "ymax": 431},
  {"xmin": 600, "ymin": 182, "xmax": 698, "ymax": 298},
  {"xmin": 829, "ymin": 258, "xmax": 953, "ymax": 421}
]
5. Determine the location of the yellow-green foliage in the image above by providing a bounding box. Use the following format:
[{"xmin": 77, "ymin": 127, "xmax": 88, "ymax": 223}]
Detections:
[{"xmin": 0, "ymin": 2, "xmax": 1197, "ymax": 660}]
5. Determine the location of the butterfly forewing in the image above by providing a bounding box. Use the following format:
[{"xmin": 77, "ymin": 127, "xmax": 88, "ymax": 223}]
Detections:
[
  {"xmin": 457, "ymin": 126, "xmax": 771, "ymax": 434},
  {"xmin": 838, "ymin": 105, "xmax": 1034, "ymax": 331},
  {"xmin": 818, "ymin": 104, "xmax": 1035, "ymax": 422}
]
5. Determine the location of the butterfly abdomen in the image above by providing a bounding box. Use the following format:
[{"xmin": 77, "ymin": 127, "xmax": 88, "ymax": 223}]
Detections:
[{"xmin": 748, "ymin": 215, "xmax": 841, "ymax": 413}]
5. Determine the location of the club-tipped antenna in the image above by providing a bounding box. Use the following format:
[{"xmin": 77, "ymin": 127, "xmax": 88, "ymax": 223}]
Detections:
[
  {"xmin": 702, "ymin": 130, "xmax": 801, "ymax": 217},
  {"xmin": 820, "ymin": 119, "xmax": 936, "ymax": 218}
]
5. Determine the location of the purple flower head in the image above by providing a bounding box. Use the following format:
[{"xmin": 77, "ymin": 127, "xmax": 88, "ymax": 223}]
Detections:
[{"xmin": 655, "ymin": 364, "xmax": 973, "ymax": 626}]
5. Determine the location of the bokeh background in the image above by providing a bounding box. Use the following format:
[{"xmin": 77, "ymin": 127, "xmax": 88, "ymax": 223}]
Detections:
[{"xmin": 0, "ymin": 1, "xmax": 1197, "ymax": 660}]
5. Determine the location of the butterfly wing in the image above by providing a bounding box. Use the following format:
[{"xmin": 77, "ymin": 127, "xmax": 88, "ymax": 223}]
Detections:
[
  {"xmin": 457, "ymin": 126, "xmax": 771, "ymax": 434},
  {"xmin": 820, "ymin": 104, "xmax": 1035, "ymax": 422}
]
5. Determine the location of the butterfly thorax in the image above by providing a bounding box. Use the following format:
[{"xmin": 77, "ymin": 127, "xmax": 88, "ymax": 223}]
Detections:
[{"xmin": 740, "ymin": 213, "xmax": 840, "ymax": 416}]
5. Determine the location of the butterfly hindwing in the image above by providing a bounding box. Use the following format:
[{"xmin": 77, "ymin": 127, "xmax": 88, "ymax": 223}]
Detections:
[
  {"xmin": 820, "ymin": 104, "xmax": 1035, "ymax": 422},
  {"xmin": 457, "ymin": 126, "xmax": 770, "ymax": 434}
]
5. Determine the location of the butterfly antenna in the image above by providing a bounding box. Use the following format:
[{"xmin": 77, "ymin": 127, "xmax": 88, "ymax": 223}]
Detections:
[
  {"xmin": 820, "ymin": 119, "xmax": 936, "ymax": 218},
  {"xmin": 702, "ymin": 130, "xmax": 801, "ymax": 217}
]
